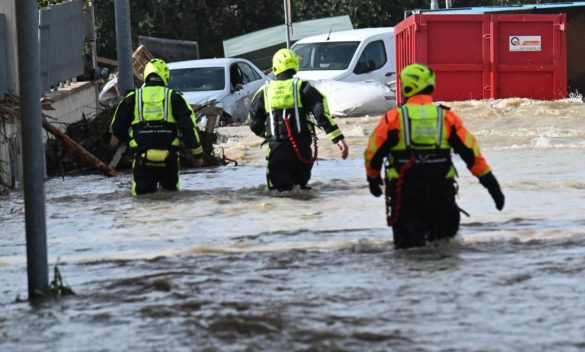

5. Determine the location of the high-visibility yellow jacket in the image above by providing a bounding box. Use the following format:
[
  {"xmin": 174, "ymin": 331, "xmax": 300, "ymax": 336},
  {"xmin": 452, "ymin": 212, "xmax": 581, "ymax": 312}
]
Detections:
[
  {"xmin": 111, "ymin": 83, "xmax": 203, "ymax": 156},
  {"xmin": 249, "ymin": 74, "xmax": 344, "ymax": 144}
]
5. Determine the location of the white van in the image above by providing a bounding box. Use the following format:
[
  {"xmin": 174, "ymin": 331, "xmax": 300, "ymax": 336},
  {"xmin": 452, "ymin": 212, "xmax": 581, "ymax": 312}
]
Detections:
[{"xmin": 291, "ymin": 27, "xmax": 396, "ymax": 85}]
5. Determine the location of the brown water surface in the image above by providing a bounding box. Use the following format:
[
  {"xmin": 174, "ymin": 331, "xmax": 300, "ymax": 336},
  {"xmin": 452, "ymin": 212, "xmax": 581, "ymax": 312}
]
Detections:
[{"xmin": 1, "ymin": 98, "xmax": 585, "ymax": 351}]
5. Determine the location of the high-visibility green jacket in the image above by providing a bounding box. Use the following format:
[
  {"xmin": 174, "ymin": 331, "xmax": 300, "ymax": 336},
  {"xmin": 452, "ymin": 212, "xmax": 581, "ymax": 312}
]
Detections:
[
  {"xmin": 248, "ymin": 73, "xmax": 344, "ymax": 144},
  {"xmin": 111, "ymin": 82, "xmax": 203, "ymax": 156}
]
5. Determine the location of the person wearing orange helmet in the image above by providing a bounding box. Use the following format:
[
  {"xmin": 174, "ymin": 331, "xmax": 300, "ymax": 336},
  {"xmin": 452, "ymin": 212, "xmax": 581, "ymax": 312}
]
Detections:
[
  {"xmin": 249, "ymin": 48, "xmax": 349, "ymax": 191},
  {"xmin": 364, "ymin": 63, "xmax": 505, "ymax": 249},
  {"xmin": 111, "ymin": 58, "xmax": 203, "ymax": 195}
]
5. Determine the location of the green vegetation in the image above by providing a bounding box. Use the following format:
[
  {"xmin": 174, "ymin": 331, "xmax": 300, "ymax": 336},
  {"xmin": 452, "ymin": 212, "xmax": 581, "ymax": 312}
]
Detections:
[
  {"xmin": 91, "ymin": 0, "xmax": 573, "ymax": 60},
  {"xmin": 47, "ymin": 260, "xmax": 76, "ymax": 296}
]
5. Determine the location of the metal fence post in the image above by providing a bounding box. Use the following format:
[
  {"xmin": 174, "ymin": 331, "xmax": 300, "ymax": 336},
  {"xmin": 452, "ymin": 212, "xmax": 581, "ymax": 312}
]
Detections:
[
  {"xmin": 115, "ymin": 0, "xmax": 134, "ymax": 93},
  {"xmin": 16, "ymin": 0, "xmax": 49, "ymax": 298}
]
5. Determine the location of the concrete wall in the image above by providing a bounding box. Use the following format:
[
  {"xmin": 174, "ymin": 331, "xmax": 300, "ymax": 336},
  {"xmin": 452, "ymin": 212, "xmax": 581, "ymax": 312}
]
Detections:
[
  {"xmin": 43, "ymin": 82, "xmax": 99, "ymax": 142},
  {"xmin": 0, "ymin": 0, "xmax": 18, "ymax": 93},
  {"xmin": 0, "ymin": 82, "xmax": 97, "ymax": 192}
]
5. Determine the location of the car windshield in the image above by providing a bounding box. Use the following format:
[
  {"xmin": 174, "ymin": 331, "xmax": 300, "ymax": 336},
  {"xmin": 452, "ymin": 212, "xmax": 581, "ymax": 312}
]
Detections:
[
  {"xmin": 168, "ymin": 67, "xmax": 225, "ymax": 91},
  {"xmin": 293, "ymin": 41, "xmax": 359, "ymax": 71}
]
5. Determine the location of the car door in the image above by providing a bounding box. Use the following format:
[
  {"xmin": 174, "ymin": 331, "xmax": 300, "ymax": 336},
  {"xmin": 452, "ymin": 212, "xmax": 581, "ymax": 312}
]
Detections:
[
  {"xmin": 233, "ymin": 61, "xmax": 265, "ymax": 122},
  {"xmin": 348, "ymin": 39, "xmax": 390, "ymax": 84}
]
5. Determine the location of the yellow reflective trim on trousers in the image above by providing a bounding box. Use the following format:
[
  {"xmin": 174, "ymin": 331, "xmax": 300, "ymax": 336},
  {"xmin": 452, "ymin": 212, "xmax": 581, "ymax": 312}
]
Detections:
[
  {"xmin": 191, "ymin": 146, "xmax": 203, "ymax": 155},
  {"xmin": 327, "ymin": 129, "xmax": 342, "ymax": 141}
]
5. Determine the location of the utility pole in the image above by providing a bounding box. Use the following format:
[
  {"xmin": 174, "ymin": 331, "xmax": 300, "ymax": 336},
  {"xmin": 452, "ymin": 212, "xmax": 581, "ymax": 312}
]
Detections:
[
  {"xmin": 114, "ymin": 0, "xmax": 134, "ymax": 93},
  {"xmin": 283, "ymin": 0, "xmax": 292, "ymax": 48},
  {"xmin": 16, "ymin": 0, "xmax": 49, "ymax": 298}
]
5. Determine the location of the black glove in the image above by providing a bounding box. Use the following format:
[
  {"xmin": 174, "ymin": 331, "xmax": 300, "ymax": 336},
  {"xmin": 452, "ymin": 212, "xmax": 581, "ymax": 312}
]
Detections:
[
  {"xmin": 479, "ymin": 172, "xmax": 505, "ymax": 211},
  {"xmin": 367, "ymin": 176, "xmax": 383, "ymax": 197}
]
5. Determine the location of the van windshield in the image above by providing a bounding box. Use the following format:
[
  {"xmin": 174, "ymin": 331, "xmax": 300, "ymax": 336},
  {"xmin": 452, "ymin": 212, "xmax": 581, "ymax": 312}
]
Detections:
[{"xmin": 293, "ymin": 42, "xmax": 359, "ymax": 71}]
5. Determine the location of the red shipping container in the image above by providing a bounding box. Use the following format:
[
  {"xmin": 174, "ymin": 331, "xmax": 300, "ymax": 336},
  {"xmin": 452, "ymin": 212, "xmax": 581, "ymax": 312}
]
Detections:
[{"xmin": 394, "ymin": 14, "xmax": 567, "ymax": 102}]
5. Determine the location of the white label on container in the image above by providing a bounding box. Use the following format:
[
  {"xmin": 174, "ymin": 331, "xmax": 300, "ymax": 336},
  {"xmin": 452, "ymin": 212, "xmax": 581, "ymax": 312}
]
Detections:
[{"xmin": 509, "ymin": 36, "xmax": 541, "ymax": 52}]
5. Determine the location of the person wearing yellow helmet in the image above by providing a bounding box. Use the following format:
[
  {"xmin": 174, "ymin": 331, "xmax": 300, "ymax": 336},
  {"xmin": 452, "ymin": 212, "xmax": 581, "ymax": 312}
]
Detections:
[
  {"xmin": 110, "ymin": 58, "xmax": 203, "ymax": 196},
  {"xmin": 364, "ymin": 63, "xmax": 505, "ymax": 249},
  {"xmin": 248, "ymin": 48, "xmax": 349, "ymax": 191}
]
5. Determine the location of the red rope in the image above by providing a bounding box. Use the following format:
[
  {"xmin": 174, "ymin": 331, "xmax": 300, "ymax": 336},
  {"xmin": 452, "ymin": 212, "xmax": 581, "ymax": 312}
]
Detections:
[
  {"xmin": 387, "ymin": 155, "xmax": 416, "ymax": 226},
  {"xmin": 283, "ymin": 117, "xmax": 318, "ymax": 165}
]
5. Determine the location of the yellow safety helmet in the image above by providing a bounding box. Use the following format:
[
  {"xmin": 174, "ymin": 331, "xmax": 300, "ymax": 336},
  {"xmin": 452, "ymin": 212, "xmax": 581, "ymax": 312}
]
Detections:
[
  {"xmin": 400, "ymin": 63, "xmax": 436, "ymax": 98},
  {"xmin": 272, "ymin": 48, "xmax": 299, "ymax": 76},
  {"xmin": 143, "ymin": 58, "xmax": 170, "ymax": 85}
]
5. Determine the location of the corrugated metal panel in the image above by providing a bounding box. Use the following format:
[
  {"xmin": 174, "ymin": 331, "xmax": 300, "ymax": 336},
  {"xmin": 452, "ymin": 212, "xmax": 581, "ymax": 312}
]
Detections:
[
  {"xmin": 39, "ymin": 0, "xmax": 84, "ymax": 92},
  {"xmin": 408, "ymin": 2, "xmax": 585, "ymax": 95},
  {"xmin": 223, "ymin": 15, "xmax": 353, "ymax": 58},
  {"xmin": 0, "ymin": 14, "xmax": 8, "ymax": 95}
]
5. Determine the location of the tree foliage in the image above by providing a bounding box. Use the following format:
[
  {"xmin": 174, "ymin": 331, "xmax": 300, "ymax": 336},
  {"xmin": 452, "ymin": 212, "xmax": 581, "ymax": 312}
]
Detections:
[{"xmin": 92, "ymin": 0, "xmax": 574, "ymax": 60}]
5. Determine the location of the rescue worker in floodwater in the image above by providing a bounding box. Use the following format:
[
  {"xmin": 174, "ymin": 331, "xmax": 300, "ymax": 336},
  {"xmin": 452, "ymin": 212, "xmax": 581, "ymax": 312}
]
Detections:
[
  {"xmin": 364, "ymin": 63, "xmax": 505, "ymax": 249},
  {"xmin": 110, "ymin": 58, "xmax": 203, "ymax": 196},
  {"xmin": 248, "ymin": 48, "xmax": 349, "ymax": 191}
]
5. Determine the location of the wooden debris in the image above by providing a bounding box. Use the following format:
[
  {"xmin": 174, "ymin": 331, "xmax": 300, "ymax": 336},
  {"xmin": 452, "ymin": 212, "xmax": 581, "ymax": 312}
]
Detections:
[
  {"xmin": 42, "ymin": 117, "xmax": 118, "ymax": 177},
  {"xmin": 108, "ymin": 144, "xmax": 127, "ymax": 170},
  {"xmin": 132, "ymin": 45, "xmax": 154, "ymax": 81}
]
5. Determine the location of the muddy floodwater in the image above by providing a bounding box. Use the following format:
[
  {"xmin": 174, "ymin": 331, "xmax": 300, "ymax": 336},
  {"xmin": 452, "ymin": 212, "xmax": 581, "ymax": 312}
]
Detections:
[{"xmin": 1, "ymin": 98, "xmax": 585, "ymax": 351}]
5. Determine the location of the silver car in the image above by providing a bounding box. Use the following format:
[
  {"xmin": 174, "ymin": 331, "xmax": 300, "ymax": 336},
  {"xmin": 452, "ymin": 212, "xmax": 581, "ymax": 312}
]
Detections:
[{"xmin": 167, "ymin": 58, "xmax": 268, "ymax": 125}]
